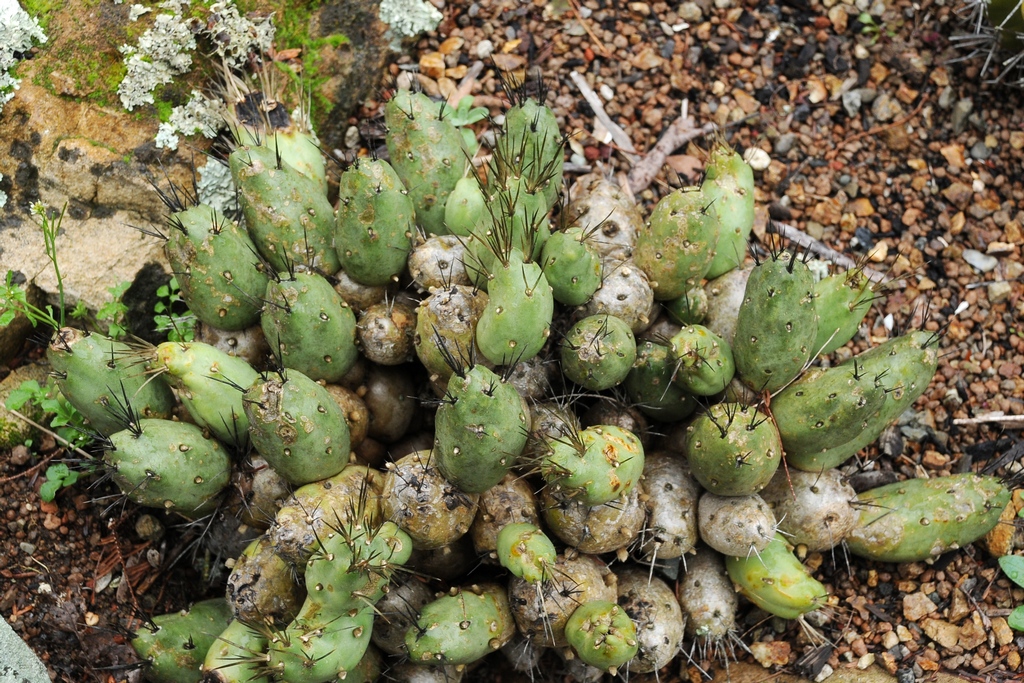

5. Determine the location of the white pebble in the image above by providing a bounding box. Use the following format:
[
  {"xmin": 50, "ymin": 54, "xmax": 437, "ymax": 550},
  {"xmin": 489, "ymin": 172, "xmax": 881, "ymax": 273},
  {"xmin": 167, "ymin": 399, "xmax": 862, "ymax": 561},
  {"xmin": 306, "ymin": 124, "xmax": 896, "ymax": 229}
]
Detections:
[
  {"xmin": 743, "ymin": 147, "xmax": 771, "ymax": 171},
  {"xmin": 476, "ymin": 39, "xmax": 494, "ymax": 58}
]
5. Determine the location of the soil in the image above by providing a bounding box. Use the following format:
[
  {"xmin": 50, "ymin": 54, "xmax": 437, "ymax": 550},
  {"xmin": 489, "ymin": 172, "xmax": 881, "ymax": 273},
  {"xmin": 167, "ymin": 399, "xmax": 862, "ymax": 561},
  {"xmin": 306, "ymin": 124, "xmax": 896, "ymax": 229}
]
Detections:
[{"xmin": 3, "ymin": 0, "xmax": 1024, "ymax": 682}]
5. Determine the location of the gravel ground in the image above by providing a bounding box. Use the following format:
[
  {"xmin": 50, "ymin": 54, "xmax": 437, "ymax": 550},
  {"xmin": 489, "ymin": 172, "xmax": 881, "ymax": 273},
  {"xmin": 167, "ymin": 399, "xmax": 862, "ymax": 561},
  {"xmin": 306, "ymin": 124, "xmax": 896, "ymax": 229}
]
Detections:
[{"xmin": 3, "ymin": 0, "xmax": 1024, "ymax": 681}]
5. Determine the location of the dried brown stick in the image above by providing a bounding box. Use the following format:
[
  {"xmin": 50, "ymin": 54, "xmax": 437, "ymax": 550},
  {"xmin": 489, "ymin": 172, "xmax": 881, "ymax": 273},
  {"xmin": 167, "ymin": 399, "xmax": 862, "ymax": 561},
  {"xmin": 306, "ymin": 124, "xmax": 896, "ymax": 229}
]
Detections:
[
  {"xmin": 767, "ymin": 222, "xmax": 890, "ymax": 284},
  {"xmin": 6, "ymin": 408, "xmax": 96, "ymax": 460},
  {"xmin": 952, "ymin": 413, "xmax": 1024, "ymax": 428},
  {"xmin": 569, "ymin": 71, "xmax": 638, "ymax": 164},
  {"xmin": 448, "ymin": 60, "xmax": 485, "ymax": 107},
  {"xmin": 626, "ymin": 114, "xmax": 718, "ymax": 194}
]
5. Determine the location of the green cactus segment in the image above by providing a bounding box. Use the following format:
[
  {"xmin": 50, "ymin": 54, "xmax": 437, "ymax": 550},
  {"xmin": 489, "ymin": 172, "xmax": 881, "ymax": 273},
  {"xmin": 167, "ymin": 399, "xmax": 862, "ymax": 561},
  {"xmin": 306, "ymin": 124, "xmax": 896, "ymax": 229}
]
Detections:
[
  {"xmin": 561, "ymin": 314, "xmax": 637, "ymax": 391},
  {"xmin": 783, "ymin": 330, "xmax": 939, "ymax": 471},
  {"xmin": 202, "ymin": 619, "xmax": 270, "ymax": 683},
  {"xmin": 496, "ymin": 523, "xmax": 557, "ymax": 583},
  {"xmin": 384, "ymin": 89, "xmax": 469, "ymax": 235},
  {"xmin": 812, "ymin": 268, "xmax": 875, "ymax": 356},
  {"xmin": 564, "ymin": 601, "xmax": 639, "ymax": 674},
  {"xmin": 234, "ymin": 124, "xmax": 327, "ymax": 193},
  {"xmin": 495, "ymin": 96, "xmax": 565, "ymax": 209},
  {"xmin": 664, "ymin": 286, "xmax": 709, "ymax": 326},
  {"xmin": 702, "ymin": 143, "xmax": 755, "ymax": 279},
  {"xmin": 414, "ymin": 285, "xmax": 490, "ymax": 381},
  {"xmin": 261, "ymin": 272, "xmax": 358, "ymax": 383},
  {"xmin": 541, "ymin": 227, "xmax": 602, "ymax": 306},
  {"xmin": 106, "ymin": 419, "xmax": 230, "ymax": 516},
  {"xmin": 434, "ymin": 365, "xmax": 529, "ymax": 493},
  {"xmin": 625, "ymin": 341, "xmax": 697, "ymax": 422},
  {"xmin": 845, "ymin": 473, "xmax": 1010, "ymax": 563},
  {"xmin": 269, "ymin": 521, "xmax": 411, "ymax": 683},
  {"xmin": 131, "ymin": 598, "xmax": 233, "ymax": 683},
  {"xmin": 244, "ymin": 369, "xmax": 351, "ymax": 486},
  {"xmin": 476, "ymin": 249, "xmax": 554, "ymax": 366},
  {"xmin": 725, "ymin": 533, "xmax": 828, "ymax": 620},
  {"xmin": 406, "ymin": 583, "xmax": 516, "ymax": 665},
  {"xmin": 684, "ymin": 403, "xmax": 782, "ymax": 496},
  {"xmin": 669, "ymin": 325, "xmax": 735, "ymax": 397},
  {"xmin": 335, "ymin": 158, "xmax": 416, "ymax": 286},
  {"xmin": 47, "ymin": 328, "xmax": 175, "ymax": 436},
  {"xmin": 304, "ymin": 521, "xmax": 414, "ymax": 606},
  {"xmin": 229, "ymin": 144, "xmax": 339, "ymax": 273},
  {"xmin": 489, "ymin": 179, "xmax": 552, "ymax": 261},
  {"xmin": 444, "ymin": 175, "xmax": 490, "ymax": 237},
  {"xmin": 541, "ymin": 424, "xmax": 645, "ymax": 506},
  {"xmin": 164, "ymin": 204, "xmax": 269, "ymax": 331},
  {"xmin": 732, "ymin": 253, "xmax": 819, "ymax": 394},
  {"xmin": 154, "ymin": 341, "xmax": 259, "ymax": 448},
  {"xmin": 769, "ymin": 362, "xmax": 888, "ymax": 463},
  {"xmin": 634, "ymin": 186, "xmax": 717, "ymax": 300},
  {"xmin": 266, "ymin": 604, "xmax": 374, "ymax": 683}
]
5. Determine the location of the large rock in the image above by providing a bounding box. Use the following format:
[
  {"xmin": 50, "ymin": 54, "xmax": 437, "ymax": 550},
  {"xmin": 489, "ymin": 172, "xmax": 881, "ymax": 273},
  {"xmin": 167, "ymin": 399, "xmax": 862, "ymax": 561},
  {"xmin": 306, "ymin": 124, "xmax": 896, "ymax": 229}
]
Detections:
[
  {"xmin": 0, "ymin": 0, "xmax": 395, "ymax": 359},
  {"xmin": 311, "ymin": 0, "xmax": 392, "ymax": 151},
  {"xmin": 0, "ymin": 82, "xmax": 177, "ymax": 315}
]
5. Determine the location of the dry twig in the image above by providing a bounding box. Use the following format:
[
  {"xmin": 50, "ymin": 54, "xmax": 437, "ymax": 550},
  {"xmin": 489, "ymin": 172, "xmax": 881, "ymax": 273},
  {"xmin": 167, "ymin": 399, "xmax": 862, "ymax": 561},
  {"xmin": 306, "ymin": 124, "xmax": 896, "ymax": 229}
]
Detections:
[
  {"xmin": 953, "ymin": 413, "xmax": 1024, "ymax": 428},
  {"xmin": 627, "ymin": 110, "xmax": 718, "ymax": 194},
  {"xmin": 569, "ymin": 71, "xmax": 638, "ymax": 164}
]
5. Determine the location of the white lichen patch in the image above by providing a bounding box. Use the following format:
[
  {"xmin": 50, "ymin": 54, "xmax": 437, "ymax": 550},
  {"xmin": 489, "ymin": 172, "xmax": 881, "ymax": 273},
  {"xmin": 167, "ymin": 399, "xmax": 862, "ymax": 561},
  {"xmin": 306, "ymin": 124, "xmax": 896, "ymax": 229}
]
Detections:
[
  {"xmin": 196, "ymin": 159, "xmax": 236, "ymax": 215},
  {"xmin": 155, "ymin": 90, "xmax": 229, "ymax": 150},
  {"xmin": 1, "ymin": 0, "xmax": 48, "ymax": 116},
  {"xmin": 379, "ymin": 0, "xmax": 443, "ymax": 39},
  {"xmin": 118, "ymin": 5, "xmax": 196, "ymax": 110},
  {"xmin": 206, "ymin": 2, "xmax": 276, "ymax": 69}
]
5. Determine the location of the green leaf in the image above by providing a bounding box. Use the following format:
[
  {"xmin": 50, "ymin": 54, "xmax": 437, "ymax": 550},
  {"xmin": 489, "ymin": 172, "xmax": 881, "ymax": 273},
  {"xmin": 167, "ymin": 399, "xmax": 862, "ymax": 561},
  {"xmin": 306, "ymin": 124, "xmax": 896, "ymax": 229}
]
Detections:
[
  {"xmin": 45, "ymin": 463, "xmax": 71, "ymax": 481},
  {"xmin": 999, "ymin": 555, "xmax": 1024, "ymax": 589},
  {"xmin": 5, "ymin": 380, "xmax": 42, "ymax": 411},
  {"xmin": 1009, "ymin": 605, "xmax": 1024, "ymax": 631},
  {"xmin": 39, "ymin": 479, "xmax": 61, "ymax": 502}
]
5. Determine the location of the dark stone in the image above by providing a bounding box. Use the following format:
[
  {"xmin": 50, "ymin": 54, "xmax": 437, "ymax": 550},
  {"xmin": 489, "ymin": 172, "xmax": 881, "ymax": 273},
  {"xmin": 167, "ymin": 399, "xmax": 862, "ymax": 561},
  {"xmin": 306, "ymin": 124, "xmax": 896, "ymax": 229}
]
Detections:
[{"xmin": 315, "ymin": 0, "xmax": 393, "ymax": 153}]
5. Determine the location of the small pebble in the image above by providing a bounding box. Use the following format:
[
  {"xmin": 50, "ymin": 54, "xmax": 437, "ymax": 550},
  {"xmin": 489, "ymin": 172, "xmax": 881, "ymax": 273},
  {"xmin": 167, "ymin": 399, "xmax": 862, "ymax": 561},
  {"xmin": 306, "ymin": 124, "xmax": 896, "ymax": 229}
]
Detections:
[
  {"xmin": 475, "ymin": 39, "xmax": 494, "ymax": 58},
  {"xmin": 10, "ymin": 444, "xmax": 31, "ymax": 466},
  {"xmin": 969, "ymin": 141, "xmax": 990, "ymax": 160},
  {"xmin": 743, "ymin": 147, "xmax": 770, "ymax": 171},
  {"xmin": 774, "ymin": 133, "xmax": 796, "ymax": 155},
  {"xmin": 962, "ymin": 249, "xmax": 998, "ymax": 273},
  {"xmin": 842, "ymin": 89, "xmax": 862, "ymax": 117},
  {"xmin": 19, "ymin": 542, "xmax": 36, "ymax": 554},
  {"xmin": 951, "ymin": 99, "xmax": 973, "ymax": 134}
]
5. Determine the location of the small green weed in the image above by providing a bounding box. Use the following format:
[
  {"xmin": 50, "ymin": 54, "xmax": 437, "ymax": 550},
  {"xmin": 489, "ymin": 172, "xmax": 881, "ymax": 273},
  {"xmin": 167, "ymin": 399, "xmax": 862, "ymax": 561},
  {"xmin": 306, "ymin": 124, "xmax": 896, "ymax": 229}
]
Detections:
[
  {"xmin": 96, "ymin": 281, "xmax": 131, "ymax": 339},
  {"xmin": 5, "ymin": 379, "xmax": 92, "ymax": 450},
  {"xmin": 38, "ymin": 463, "xmax": 81, "ymax": 502},
  {"xmin": 1, "ymin": 203, "xmax": 69, "ymax": 331},
  {"xmin": 154, "ymin": 276, "xmax": 197, "ymax": 342}
]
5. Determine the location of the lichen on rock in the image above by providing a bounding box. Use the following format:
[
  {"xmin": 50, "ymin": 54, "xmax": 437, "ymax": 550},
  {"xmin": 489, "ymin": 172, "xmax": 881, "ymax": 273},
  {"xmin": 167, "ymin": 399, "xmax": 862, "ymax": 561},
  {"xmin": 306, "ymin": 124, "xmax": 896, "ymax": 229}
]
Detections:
[
  {"xmin": 0, "ymin": 0, "xmax": 48, "ymax": 116},
  {"xmin": 379, "ymin": 0, "xmax": 443, "ymax": 39}
]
